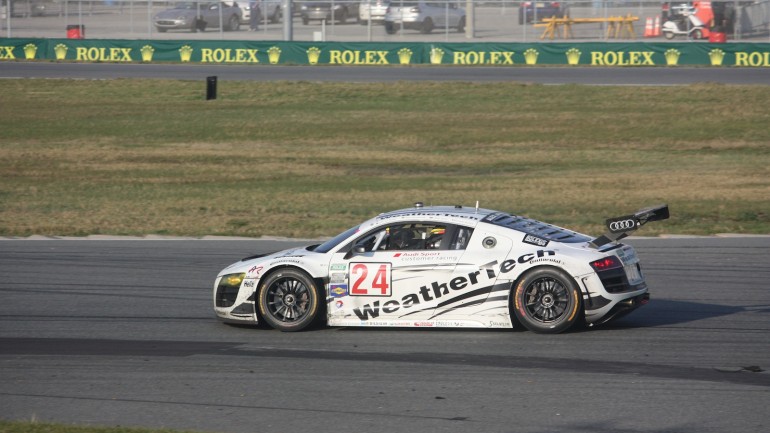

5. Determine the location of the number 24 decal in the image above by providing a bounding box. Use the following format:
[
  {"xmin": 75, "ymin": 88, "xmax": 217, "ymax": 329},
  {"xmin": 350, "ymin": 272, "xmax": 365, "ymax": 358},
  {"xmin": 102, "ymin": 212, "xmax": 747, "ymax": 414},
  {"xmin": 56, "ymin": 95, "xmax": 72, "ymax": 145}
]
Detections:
[{"xmin": 350, "ymin": 262, "xmax": 392, "ymax": 296}]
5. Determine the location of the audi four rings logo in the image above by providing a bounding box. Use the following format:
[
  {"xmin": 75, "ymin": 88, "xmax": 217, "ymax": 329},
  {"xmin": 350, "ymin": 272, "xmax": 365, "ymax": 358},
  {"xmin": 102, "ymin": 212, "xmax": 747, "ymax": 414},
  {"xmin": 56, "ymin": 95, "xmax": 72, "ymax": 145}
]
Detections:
[{"xmin": 608, "ymin": 219, "xmax": 637, "ymax": 232}]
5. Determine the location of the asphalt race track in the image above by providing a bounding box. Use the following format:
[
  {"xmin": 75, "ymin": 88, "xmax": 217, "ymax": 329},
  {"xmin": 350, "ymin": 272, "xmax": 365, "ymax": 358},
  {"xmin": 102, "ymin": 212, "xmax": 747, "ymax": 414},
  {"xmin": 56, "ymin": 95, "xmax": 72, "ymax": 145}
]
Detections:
[
  {"xmin": 0, "ymin": 237, "xmax": 768, "ymax": 433},
  {"xmin": 1, "ymin": 61, "xmax": 770, "ymax": 85}
]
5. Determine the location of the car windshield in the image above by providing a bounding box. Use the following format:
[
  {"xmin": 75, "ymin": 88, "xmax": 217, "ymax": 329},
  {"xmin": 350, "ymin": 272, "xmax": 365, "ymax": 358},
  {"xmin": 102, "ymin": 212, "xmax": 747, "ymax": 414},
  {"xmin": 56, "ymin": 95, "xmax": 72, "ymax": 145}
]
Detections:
[
  {"xmin": 310, "ymin": 225, "xmax": 361, "ymax": 254},
  {"xmin": 174, "ymin": 2, "xmax": 198, "ymax": 9}
]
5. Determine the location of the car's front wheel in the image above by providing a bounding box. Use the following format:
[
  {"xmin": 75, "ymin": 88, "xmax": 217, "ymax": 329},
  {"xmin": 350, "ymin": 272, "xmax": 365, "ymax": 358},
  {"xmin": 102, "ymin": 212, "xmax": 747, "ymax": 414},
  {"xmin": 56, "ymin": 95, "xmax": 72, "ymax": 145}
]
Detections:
[
  {"xmin": 512, "ymin": 268, "xmax": 581, "ymax": 334},
  {"xmin": 257, "ymin": 269, "xmax": 321, "ymax": 332},
  {"xmin": 227, "ymin": 15, "xmax": 240, "ymax": 31}
]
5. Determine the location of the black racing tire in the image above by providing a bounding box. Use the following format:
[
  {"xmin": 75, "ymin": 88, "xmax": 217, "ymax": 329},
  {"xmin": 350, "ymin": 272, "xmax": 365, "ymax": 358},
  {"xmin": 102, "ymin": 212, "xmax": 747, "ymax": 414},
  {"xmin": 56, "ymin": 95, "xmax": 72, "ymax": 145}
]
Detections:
[
  {"xmin": 457, "ymin": 16, "xmax": 466, "ymax": 33},
  {"xmin": 338, "ymin": 9, "xmax": 348, "ymax": 24},
  {"xmin": 156, "ymin": 27, "xmax": 167, "ymax": 33},
  {"xmin": 385, "ymin": 22, "xmax": 397, "ymax": 34},
  {"xmin": 228, "ymin": 15, "xmax": 240, "ymax": 31},
  {"xmin": 512, "ymin": 267, "xmax": 582, "ymax": 334},
  {"xmin": 257, "ymin": 269, "xmax": 321, "ymax": 332},
  {"xmin": 302, "ymin": 16, "xmax": 309, "ymax": 25},
  {"xmin": 421, "ymin": 17, "xmax": 434, "ymax": 34}
]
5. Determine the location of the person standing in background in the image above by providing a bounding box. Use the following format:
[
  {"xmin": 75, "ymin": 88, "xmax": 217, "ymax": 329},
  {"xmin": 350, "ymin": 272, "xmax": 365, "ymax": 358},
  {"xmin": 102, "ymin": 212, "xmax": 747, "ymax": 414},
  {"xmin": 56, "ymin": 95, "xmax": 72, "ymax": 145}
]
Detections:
[{"xmin": 249, "ymin": 0, "xmax": 262, "ymax": 31}]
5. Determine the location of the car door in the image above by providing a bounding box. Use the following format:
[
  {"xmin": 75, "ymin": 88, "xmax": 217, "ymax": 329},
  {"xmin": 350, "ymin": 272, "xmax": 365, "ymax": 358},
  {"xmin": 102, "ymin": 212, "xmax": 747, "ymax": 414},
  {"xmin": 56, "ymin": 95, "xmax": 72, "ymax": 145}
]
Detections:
[
  {"xmin": 429, "ymin": 226, "xmax": 515, "ymax": 324},
  {"xmin": 203, "ymin": 2, "xmax": 221, "ymax": 27},
  {"xmin": 325, "ymin": 221, "xmax": 470, "ymax": 327}
]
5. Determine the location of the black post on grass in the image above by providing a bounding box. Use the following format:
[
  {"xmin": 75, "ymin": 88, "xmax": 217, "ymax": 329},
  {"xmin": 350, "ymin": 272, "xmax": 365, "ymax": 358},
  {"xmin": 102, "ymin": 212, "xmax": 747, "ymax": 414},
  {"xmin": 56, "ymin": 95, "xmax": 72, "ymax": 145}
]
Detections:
[{"xmin": 206, "ymin": 76, "xmax": 217, "ymax": 100}]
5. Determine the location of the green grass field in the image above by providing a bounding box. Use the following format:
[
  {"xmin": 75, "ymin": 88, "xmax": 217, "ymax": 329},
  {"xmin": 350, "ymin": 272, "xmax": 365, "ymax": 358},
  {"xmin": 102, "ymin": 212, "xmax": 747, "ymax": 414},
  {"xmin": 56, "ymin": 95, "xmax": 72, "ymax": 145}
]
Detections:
[{"xmin": 1, "ymin": 79, "xmax": 768, "ymax": 238}]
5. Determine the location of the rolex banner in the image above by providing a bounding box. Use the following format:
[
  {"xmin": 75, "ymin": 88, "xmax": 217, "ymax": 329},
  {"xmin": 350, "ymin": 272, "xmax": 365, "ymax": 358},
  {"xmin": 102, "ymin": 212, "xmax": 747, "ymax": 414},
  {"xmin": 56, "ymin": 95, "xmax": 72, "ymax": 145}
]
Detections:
[{"xmin": 1, "ymin": 39, "xmax": 769, "ymax": 67}]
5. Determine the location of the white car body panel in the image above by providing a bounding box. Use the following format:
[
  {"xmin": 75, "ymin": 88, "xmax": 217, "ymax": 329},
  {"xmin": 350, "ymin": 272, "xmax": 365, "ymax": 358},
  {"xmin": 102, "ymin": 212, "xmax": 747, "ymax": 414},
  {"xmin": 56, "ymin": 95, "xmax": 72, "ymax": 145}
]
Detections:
[{"xmin": 214, "ymin": 204, "xmax": 668, "ymax": 331}]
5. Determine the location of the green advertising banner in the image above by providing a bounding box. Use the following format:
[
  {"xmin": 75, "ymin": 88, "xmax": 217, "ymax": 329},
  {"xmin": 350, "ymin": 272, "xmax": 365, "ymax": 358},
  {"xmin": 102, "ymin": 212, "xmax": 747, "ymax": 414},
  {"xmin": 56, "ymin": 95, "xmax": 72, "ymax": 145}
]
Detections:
[{"xmin": 1, "ymin": 38, "xmax": 769, "ymax": 67}]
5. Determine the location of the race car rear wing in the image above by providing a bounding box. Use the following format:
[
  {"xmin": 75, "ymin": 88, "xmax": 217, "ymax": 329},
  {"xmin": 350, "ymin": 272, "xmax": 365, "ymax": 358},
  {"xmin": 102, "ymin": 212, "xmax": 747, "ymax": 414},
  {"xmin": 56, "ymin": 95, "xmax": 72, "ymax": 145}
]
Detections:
[{"xmin": 590, "ymin": 204, "xmax": 670, "ymax": 248}]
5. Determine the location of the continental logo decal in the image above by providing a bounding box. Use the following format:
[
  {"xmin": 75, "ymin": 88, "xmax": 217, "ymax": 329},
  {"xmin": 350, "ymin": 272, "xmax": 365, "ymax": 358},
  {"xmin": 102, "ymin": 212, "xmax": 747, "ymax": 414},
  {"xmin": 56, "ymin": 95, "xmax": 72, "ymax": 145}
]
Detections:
[{"xmin": 353, "ymin": 250, "xmax": 556, "ymax": 320}]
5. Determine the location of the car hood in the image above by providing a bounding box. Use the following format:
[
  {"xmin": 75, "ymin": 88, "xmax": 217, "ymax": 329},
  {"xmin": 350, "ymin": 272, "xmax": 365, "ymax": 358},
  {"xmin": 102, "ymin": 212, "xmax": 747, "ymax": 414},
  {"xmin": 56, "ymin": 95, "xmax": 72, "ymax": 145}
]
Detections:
[{"xmin": 218, "ymin": 246, "xmax": 314, "ymax": 276}]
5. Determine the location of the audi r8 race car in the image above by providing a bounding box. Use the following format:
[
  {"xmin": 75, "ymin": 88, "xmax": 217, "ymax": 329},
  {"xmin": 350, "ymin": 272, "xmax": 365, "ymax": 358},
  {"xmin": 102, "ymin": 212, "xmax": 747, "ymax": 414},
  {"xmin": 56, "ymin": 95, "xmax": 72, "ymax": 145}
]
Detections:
[{"xmin": 213, "ymin": 203, "xmax": 669, "ymax": 333}]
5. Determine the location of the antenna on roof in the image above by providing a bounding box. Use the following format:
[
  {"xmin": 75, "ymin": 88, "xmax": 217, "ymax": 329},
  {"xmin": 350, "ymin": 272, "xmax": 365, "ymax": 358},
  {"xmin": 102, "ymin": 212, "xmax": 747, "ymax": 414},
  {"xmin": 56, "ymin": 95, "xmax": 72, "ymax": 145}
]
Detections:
[{"xmin": 475, "ymin": 201, "xmax": 479, "ymax": 213}]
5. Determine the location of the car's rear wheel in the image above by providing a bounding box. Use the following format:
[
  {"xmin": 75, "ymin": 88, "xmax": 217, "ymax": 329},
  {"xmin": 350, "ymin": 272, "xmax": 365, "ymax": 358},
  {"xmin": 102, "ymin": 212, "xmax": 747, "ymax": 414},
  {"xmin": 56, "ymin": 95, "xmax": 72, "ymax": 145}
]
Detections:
[
  {"xmin": 512, "ymin": 268, "xmax": 581, "ymax": 334},
  {"xmin": 664, "ymin": 30, "xmax": 675, "ymax": 40},
  {"xmin": 457, "ymin": 16, "xmax": 466, "ymax": 33},
  {"xmin": 421, "ymin": 17, "xmax": 434, "ymax": 34},
  {"xmin": 385, "ymin": 22, "xmax": 397, "ymax": 34},
  {"xmin": 257, "ymin": 269, "xmax": 321, "ymax": 332}
]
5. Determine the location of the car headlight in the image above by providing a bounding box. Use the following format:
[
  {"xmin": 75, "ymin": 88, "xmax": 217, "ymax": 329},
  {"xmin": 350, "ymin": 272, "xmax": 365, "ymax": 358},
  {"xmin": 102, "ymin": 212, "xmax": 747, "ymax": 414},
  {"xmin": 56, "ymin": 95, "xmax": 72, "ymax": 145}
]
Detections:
[
  {"xmin": 223, "ymin": 273, "xmax": 246, "ymax": 287},
  {"xmin": 215, "ymin": 272, "xmax": 246, "ymax": 308}
]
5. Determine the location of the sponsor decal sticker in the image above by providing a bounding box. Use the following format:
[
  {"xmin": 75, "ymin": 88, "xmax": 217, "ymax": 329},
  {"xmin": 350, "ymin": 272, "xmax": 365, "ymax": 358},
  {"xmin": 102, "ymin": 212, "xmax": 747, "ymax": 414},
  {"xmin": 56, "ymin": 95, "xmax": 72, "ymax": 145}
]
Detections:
[
  {"xmin": 247, "ymin": 266, "xmax": 263, "ymax": 277},
  {"xmin": 353, "ymin": 250, "xmax": 556, "ymax": 320},
  {"xmin": 606, "ymin": 215, "xmax": 639, "ymax": 233},
  {"xmin": 330, "ymin": 284, "xmax": 348, "ymax": 298},
  {"xmin": 523, "ymin": 234, "xmax": 549, "ymax": 247},
  {"xmin": 349, "ymin": 262, "xmax": 392, "ymax": 297}
]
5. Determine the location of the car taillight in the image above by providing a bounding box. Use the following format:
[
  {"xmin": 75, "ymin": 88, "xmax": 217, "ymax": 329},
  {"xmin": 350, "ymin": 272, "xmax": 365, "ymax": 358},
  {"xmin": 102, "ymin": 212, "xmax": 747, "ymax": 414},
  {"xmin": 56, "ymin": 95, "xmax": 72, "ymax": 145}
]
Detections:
[
  {"xmin": 590, "ymin": 256, "xmax": 623, "ymax": 271},
  {"xmin": 552, "ymin": 2, "xmax": 560, "ymax": 7},
  {"xmin": 662, "ymin": 3, "xmax": 669, "ymax": 11}
]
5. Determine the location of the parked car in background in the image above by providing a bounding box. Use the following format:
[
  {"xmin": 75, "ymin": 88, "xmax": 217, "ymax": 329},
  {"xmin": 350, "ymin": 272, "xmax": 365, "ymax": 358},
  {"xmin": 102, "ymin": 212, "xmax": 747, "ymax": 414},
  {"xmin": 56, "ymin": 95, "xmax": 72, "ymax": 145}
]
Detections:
[
  {"xmin": 300, "ymin": 2, "xmax": 360, "ymax": 24},
  {"xmin": 518, "ymin": 1, "xmax": 564, "ymax": 25},
  {"xmin": 254, "ymin": 0, "xmax": 285, "ymax": 23},
  {"xmin": 224, "ymin": 1, "xmax": 251, "ymax": 24},
  {"xmin": 384, "ymin": 1, "xmax": 465, "ymax": 34},
  {"xmin": 359, "ymin": 0, "xmax": 390, "ymax": 24},
  {"xmin": 154, "ymin": 2, "xmax": 243, "ymax": 32}
]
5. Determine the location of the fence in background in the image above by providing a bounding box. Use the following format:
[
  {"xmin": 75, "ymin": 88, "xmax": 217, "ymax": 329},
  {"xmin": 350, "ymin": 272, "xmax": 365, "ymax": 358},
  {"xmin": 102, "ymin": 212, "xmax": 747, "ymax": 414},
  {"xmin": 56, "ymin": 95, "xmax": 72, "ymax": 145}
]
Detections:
[{"xmin": 2, "ymin": 1, "xmax": 769, "ymax": 42}]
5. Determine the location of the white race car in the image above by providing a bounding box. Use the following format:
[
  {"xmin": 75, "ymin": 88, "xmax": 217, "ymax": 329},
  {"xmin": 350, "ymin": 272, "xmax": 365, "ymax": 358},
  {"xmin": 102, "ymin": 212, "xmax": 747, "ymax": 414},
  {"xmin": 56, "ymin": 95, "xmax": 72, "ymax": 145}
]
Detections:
[{"xmin": 214, "ymin": 203, "xmax": 669, "ymax": 333}]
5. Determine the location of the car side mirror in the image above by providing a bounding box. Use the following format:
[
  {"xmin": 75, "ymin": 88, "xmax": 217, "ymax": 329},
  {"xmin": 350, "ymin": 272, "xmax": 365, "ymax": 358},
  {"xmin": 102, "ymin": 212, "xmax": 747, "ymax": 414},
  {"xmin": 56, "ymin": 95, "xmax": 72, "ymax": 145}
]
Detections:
[{"xmin": 343, "ymin": 245, "xmax": 366, "ymax": 260}]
